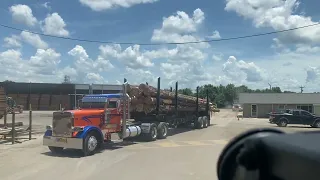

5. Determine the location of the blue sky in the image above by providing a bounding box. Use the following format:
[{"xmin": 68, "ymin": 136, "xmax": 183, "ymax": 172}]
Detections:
[{"xmin": 1, "ymin": 0, "xmax": 320, "ymax": 92}]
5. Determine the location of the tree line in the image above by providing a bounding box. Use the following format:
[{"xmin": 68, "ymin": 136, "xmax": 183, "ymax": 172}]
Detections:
[{"xmin": 177, "ymin": 84, "xmax": 296, "ymax": 108}]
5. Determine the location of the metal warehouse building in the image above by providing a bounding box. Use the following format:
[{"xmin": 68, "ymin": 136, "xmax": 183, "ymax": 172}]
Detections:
[
  {"xmin": 239, "ymin": 93, "xmax": 320, "ymax": 118},
  {"xmin": 0, "ymin": 82, "xmax": 123, "ymax": 111}
]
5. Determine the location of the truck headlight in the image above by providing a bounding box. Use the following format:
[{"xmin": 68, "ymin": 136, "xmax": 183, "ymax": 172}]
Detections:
[
  {"xmin": 46, "ymin": 125, "xmax": 52, "ymax": 130},
  {"xmin": 72, "ymin": 126, "xmax": 84, "ymax": 132}
]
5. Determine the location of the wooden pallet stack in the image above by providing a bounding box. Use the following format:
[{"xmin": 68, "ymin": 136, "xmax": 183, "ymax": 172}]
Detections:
[
  {"xmin": 15, "ymin": 94, "xmax": 28, "ymax": 108},
  {"xmin": 29, "ymin": 94, "xmax": 39, "ymax": 110},
  {"xmin": 39, "ymin": 94, "xmax": 50, "ymax": 110},
  {"xmin": 60, "ymin": 95, "xmax": 70, "ymax": 109},
  {"xmin": 49, "ymin": 95, "xmax": 61, "ymax": 110},
  {"xmin": 0, "ymin": 87, "xmax": 6, "ymax": 117}
]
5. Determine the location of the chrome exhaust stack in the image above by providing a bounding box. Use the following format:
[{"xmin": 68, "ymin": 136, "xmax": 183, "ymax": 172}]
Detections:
[{"xmin": 121, "ymin": 82, "xmax": 128, "ymax": 139}]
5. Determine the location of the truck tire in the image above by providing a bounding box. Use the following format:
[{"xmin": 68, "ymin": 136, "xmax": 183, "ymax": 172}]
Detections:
[
  {"xmin": 313, "ymin": 120, "xmax": 320, "ymax": 128},
  {"xmin": 144, "ymin": 123, "xmax": 158, "ymax": 141},
  {"xmin": 277, "ymin": 118, "xmax": 288, "ymax": 127},
  {"xmin": 83, "ymin": 132, "xmax": 100, "ymax": 156},
  {"xmin": 48, "ymin": 146, "xmax": 64, "ymax": 154},
  {"xmin": 203, "ymin": 116, "xmax": 208, "ymax": 128},
  {"xmin": 195, "ymin": 117, "xmax": 204, "ymax": 129},
  {"xmin": 157, "ymin": 122, "xmax": 168, "ymax": 139}
]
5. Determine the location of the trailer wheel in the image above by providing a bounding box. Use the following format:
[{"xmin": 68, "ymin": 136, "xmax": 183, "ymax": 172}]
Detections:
[
  {"xmin": 83, "ymin": 132, "xmax": 100, "ymax": 156},
  {"xmin": 157, "ymin": 122, "xmax": 168, "ymax": 139},
  {"xmin": 144, "ymin": 123, "xmax": 158, "ymax": 141},
  {"xmin": 203, "ymin": 116, "xmax": 208, "ymax": 128},
  {"xmin": 48, "ymin": 146, "xmax": 64, "ymax": 154},
  {"xmin": 195, "ymin": 117, "xmax": 204, "ymax": 129}
]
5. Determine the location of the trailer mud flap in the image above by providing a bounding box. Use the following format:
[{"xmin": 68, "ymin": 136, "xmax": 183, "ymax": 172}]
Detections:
[{"xmin": 140, "ymin": 123, "xmax": 151, "ymax": 133}]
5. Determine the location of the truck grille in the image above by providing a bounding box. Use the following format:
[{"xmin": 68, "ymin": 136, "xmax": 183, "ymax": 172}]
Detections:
[{"xmin": 52, "ymin": 111, "xmax": 74, "ymax": 137}]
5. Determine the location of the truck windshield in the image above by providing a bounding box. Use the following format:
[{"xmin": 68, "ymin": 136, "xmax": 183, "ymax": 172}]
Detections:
[
  {"xmin": 108, "ymin": 101, "xmax": 117, "ymax": 108},
  {"xmin": 80, "ymin": 102, "xmax": 105, "ymax": 109}
]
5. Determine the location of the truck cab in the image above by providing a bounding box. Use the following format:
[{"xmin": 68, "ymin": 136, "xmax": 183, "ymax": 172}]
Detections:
[{"xmin": 43, "ymin": 93, "xmax": 130, "ymax": 156}]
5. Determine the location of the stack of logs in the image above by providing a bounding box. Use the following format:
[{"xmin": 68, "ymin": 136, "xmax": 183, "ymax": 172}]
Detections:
[{"xmin": 126, "ymin": 84, "xmax": 207, "ymax": 114}]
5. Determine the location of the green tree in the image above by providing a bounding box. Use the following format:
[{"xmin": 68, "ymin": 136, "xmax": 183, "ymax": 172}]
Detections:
[
  {"xmin": 178, "ymin": 88, "xmax": 194, "ymax": 96},
  {"xmin": 224, "ymin": 84, "xmax": 237, "ymax": 105}
]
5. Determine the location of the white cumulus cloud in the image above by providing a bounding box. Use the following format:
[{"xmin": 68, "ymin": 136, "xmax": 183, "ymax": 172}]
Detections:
[
  {"xmin": 41, "ymin": 13, "xmax": 70, "ymax": 37},
  {"xmin": 79, "ymin": 0, "xmax": 158, "ymax": 11},
  {"xmin": 9, "ymin": 4, "xmax": 38, "ymax": 27}
]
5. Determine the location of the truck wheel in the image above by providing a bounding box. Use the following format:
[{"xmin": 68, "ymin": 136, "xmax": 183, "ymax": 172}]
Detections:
[
  {"xmin": 277, "ymin": 118, "xmax": 288, "ymax": 127},
  {"xmin": 157, "ymin": 122, "xmax": 168, "ymax": 139},
  {"xmin": 83, "ymin": 132, "xmax": 100, "ymax": 156},
  {"xmin": 48, "ymin": 146, "xmax": 64, "ymax": 154},
  {"xmin": 313, "ymin": 121, "xmax": 320, "ymax": 128},
  {"xmin": 143, "ymin": 123, "xmax": 158, "ymax": 141},
  {"xmin": 195, "ymin": 117, "xmax": 204, "ymax": 129},
  {"xmin": 203, "ymin": 116, "xmax": 208, "ymax": 128}
]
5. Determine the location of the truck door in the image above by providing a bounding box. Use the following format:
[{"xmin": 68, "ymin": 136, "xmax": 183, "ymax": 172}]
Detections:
[
  {"xmin": 290, "ymin": 110, "xmax": 302, "ymax": 124},
  {"xmin": 104, "ymin": 100, "xmax": 122, "ymax": 132},
  {"xmin": 300, "ymin": 110, "xmax": 314, "ymax": 125}
]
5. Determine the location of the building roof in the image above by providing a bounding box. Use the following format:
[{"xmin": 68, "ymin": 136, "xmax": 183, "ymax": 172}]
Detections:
[{"xmin": 239, "ymin": 93, "xmax": 320, "ymax": 104}]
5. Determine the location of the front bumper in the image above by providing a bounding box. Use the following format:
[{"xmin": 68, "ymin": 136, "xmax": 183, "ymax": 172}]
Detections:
[{"xmin": 43, "ymin": 136, "xmax": 83, "ymax": 149}]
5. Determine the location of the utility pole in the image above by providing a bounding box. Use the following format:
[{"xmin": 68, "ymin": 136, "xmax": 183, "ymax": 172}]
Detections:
[
  {"xmin": 268, "ymin": 83, "xmax": 272, "ymax": 90},
  {"xmin": 299, "ymin": 86, "xmax": 305, "ymax": 93}
]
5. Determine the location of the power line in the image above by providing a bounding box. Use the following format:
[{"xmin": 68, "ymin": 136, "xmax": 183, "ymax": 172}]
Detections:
[{"xmin": 1, "ymin": 22, "xmax": 320, "ymax": 46}]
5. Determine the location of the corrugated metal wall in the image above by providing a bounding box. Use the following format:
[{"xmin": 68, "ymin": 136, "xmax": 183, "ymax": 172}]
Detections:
[
  {"xmin": 239, "ymin": 93, "xmax": 320, "ymax": 104},
  {"xmin": 242, "ymin": 103, "xmax": 316, "ymax": 118},
  {"xmin": 1, "ymin": 82, "xmax": 75, "ymax": 110}
]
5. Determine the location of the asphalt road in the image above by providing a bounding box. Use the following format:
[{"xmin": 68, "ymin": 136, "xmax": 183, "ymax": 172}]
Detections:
[{"xmin": 0, "ymin": 109, "xmax": 318, "ymax": 180}]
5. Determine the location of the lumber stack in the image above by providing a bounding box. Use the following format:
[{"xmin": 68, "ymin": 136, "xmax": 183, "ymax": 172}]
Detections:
[
  {"xmin": 29, "ymin": 94, "xmax": 40, "ymax": 110},
  {"xmin": 39, "ymin": 94, "xmax": 50, "ymax": 110},
  {"xmin": 60, "ymin": 95, "xmax": 70, "ymax": 109},
  {"xmin": 49, "ymin": 95, "xmax": 61, "ymax": 110},
  {"xmin": 0, "ymin": 87, "xmax": 6, "ymax": 116},
  {"xmin": 126, "ymin": 84, "xmax": 207, "ymax": 114},
  {"xmin": 15, "ymin": 94, "xmax": 28, "ymax": 108}
]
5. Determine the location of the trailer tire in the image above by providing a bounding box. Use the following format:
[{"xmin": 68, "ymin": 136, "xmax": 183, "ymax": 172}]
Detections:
[
  {"xmin": 144, "ymin": 123, "xmax": 158, "ymax": 141},
  {"xmin": 83, "ymin": 132, "xmax": 100, "ymax": 156},
  {"xmin": 195, "ymin": 117, "xmax": 204, "ymax": 129},
  {"xmin": 157, "ymin": 122, "xmax": 168, "ymax": 139},
  {"xmin": 203, "ymin": 116, "xmax": 208, "ymax": 128},
  {"xmin": 48, "ymin": 146, "xmax": 64, "ymax": 154}
]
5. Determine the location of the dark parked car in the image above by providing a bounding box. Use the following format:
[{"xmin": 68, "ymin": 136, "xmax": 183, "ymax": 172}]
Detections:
[{"xmin": 269, "ymin": 109, "xmax": 320, "ymax": 127}]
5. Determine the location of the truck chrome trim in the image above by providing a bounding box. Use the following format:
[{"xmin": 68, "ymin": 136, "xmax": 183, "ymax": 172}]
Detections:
[
  {"xmin": 122, "ymin": 126, "xmax": 141, "ymax": 138},
  {"xmin": 52, "ymin": 111, "xmax": 74, "ymax": 137},
  {"xmin": 46, "ymin": 125, "xmax": 52, "ymax": 130},
  {"xmin": 43, "ymin": 136, "xmax": 83, "ymax": 149}
]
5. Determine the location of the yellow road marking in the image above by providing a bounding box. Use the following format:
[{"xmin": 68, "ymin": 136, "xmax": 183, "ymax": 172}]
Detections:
[
  {"xmin": 155, "ymin": 140, "xmax": 181, "ymax": 147},
  {"xmin": 125, "ymin": 139, "xmax": 230, "ymax": 150},
  {"xmin": 181, "ymin": 141, "xmax": 211, "ymax": 146},
  {"xmin": 210, "ymin": 139, "xmax": 229, "ymax": 145},
  {"xmin": 126, "ymin": 143, "xmax": 154, "ymax": 149}
]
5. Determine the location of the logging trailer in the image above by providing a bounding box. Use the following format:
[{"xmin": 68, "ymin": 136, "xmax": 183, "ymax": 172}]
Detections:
[{"xmin": 43, "ymin": 78, "xmax": 211, "ymax": 156}]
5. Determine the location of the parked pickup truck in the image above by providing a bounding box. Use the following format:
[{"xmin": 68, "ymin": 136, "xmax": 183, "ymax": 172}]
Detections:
[{"xmin": 269, "ymin": 109, "xmax": 320, "ymax": 128}]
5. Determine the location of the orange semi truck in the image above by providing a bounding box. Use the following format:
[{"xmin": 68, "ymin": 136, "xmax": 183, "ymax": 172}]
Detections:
[{"xmin": 43, "ymin": 78, "xmax": 211, "ymax": 156}]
